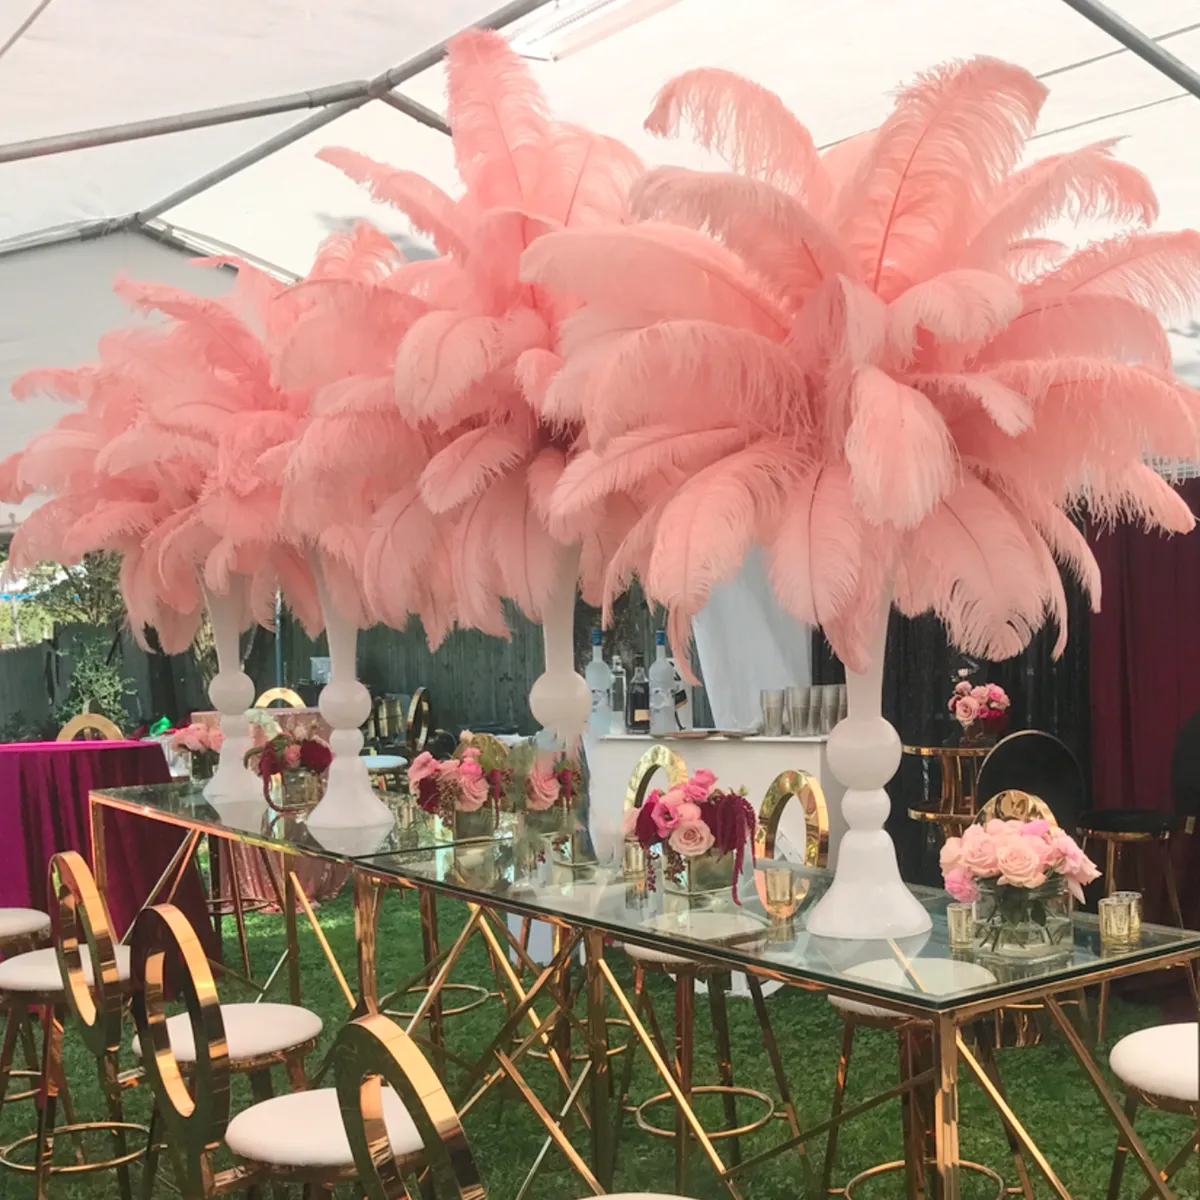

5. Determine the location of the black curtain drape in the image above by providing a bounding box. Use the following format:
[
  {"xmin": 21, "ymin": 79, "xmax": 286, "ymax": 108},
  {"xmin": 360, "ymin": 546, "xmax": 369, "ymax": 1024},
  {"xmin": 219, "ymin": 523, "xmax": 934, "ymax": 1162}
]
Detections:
[{"xmin": 813, "ymin": 575, "xmax": 1091, "ymax": 882}]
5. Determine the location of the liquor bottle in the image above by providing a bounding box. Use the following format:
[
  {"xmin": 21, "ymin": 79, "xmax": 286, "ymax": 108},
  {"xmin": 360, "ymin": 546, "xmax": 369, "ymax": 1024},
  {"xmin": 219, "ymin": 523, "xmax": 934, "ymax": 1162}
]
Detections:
[
  {"xmin": 609, "ymin": 656, "xmax": 627, "ymax": 734},
  {"xmin": 649, "ymin": 629, "xmax": 675, "ymax": 735},
  {"xmin": 669, "ymin": 659, "xmax": 693, "ymax": 730},
  {"xmin": 584, "ymin": 628, "xmax": 613, "ymax": 736},
  {"xmin": 626, "ymin": 654, "xmax": 650, "ymax": 734}
]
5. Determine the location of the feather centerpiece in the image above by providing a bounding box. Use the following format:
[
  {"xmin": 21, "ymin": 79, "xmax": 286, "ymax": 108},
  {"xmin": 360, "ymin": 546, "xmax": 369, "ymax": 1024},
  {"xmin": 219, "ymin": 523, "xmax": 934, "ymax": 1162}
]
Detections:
[
  {"xmin": 519, "ymin": 55, "xmax": 1200, "ymax": 938},
  {"xmin": 310, "ymin": 28, "xmax": 644, "ymax": 748}
]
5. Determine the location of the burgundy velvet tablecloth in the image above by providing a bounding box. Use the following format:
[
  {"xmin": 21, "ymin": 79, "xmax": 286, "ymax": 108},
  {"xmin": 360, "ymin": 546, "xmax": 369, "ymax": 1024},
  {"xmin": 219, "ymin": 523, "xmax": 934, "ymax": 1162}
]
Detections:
[{"xmin": 0, "ymin": 740, "xmax": 213, "ymax": 947}]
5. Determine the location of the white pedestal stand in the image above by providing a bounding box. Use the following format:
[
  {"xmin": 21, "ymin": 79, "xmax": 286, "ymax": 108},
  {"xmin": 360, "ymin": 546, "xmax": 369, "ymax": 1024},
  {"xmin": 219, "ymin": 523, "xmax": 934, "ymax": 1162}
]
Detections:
[
  {"xmin": 305, "ymin": 565, "xmax": 393, "ymax": 842},
  {"xmin": 804, "ymin": 603, "xmax": 931, "ymax": 940}
]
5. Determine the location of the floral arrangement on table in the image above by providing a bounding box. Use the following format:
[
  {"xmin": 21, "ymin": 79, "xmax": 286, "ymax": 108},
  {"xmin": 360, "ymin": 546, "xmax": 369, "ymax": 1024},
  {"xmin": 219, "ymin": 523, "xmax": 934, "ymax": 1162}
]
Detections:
[
  {"xmin": 622, "ymin": 768, "xmax": 756, "ymax": 900},
  {"xmin": 409, "ymin": 747, "xmax": 491, "ymax": 819},
  {"xmin": 948, "ymin": 669, "xmax": 1010, "ymax": 741},
  {"xmin": 941, "ymin": 818, "xmax": 1100, "ymax": 958},
  {"xmin": 171, "ymin": 722, "xmax": 224, "ymax": 780},
  {"xmin": 243, "ymin": 713, "xmax": 333, "ymax": 805}
]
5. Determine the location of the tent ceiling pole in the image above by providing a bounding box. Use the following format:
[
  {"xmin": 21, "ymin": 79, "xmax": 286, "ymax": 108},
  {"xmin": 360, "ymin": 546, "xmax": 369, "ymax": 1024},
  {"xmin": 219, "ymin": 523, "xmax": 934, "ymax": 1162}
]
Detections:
[
  {"xmin": 379, "ymin": 92, "xmax": 451, "ymax": 135},
  {"xmin": 0, "ymin": 83, "xmax": 377, "ymax": 164},
  {"xmin": 136, "ymin": 0, "xmax": 556, "ymax": 223},
  {"xmin": 1057, "ymin": 0, "xmax": 1200, "ymax": 99}
]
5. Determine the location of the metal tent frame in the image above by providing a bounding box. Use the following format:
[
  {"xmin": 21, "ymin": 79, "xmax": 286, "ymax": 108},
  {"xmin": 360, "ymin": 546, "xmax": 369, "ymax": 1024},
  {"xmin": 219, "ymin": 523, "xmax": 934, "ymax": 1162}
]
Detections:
[{"xmin": 0, "ymin": 0, "xmax": 1198, "ymax": 266}]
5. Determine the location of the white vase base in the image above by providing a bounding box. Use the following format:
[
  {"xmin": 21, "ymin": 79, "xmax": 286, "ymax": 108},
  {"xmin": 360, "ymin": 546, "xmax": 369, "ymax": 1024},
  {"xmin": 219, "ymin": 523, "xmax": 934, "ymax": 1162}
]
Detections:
[
  {"xmin": 306, "ymin": 758, "xmax": 393, "ymax": 832},
  {"xmin": 806, "ymin": 875, "xmax": 933, "ymax": 940}
]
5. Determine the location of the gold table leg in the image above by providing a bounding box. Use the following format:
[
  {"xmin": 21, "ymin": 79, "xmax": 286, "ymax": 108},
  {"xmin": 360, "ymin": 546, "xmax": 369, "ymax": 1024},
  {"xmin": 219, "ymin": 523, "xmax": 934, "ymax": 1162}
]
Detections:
[
  {"xmin": 933, "ymin": 1012, "xmax": 962, "ymax": 1200},
  {"xmin": 419, "ymin": 889, "xmax": 445, "ymax": 1076},
  {"xmin": 584, "ymin": 930, "xmax": 614, "ymax": 1191},
  {"xmin": 352, "ymin": 871, "xmax": 379, "ymax": 1014}
]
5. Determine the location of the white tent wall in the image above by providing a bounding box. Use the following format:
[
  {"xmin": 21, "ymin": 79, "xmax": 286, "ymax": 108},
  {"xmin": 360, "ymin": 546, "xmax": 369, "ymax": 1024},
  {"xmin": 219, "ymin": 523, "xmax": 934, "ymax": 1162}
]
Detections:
[{"xmin": 0, "ymin": 230, "xmax": 234, "ymax": 531}]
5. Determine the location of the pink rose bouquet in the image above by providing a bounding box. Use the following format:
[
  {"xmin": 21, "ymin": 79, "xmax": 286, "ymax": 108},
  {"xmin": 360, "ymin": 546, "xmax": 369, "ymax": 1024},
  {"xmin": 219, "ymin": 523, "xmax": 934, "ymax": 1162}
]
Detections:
[
  {"xmin": 173, "ymin": 721, "xmax": 223, "ymax": 778},
  {"xmin": 941, "ymin": 817, "xmax": 1100, "ymax": 953},
  {"xmin": 411, "ymin": 743, "xmax": 507, "ymax": 819},
  {"xmin": 243, "ymin": 722, "xmax": 332, "ymax": 801},
  {"xmin": 947, "ymin": 670, "xmax": 1010, "ymax": 736},
  {"xmin": 625, "ymin": 768, "xmax": 756, "ymax": 902}
]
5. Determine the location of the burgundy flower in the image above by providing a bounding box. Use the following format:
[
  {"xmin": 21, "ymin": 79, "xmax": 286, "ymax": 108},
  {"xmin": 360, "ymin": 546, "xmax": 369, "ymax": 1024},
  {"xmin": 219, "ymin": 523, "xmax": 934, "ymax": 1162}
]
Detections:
[
  {"xmin": 299, "ymin": 739, "xmax": 332, "ymax": 773},
  {"xmin": 635, "ymin": 799, "xmax": 662, "ymax": 848}
]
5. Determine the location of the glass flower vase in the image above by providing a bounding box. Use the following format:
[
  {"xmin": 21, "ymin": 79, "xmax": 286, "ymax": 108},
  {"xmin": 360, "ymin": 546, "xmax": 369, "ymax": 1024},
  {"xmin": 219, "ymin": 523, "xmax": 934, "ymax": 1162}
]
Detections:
[
  {"xmin": 973, "ymin": 876, "xmax": 1073, "ymax": 962},
  {"xmin": 663, "ymin": 847, "xmax": 735, "ymax": 897}
]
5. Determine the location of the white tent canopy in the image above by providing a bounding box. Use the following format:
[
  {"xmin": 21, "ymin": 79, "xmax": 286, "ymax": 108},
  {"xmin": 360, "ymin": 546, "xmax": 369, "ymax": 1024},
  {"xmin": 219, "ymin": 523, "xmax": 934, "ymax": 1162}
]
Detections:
[{"xmin": 5, "ymin": 0, "xmax": 1200, "ymax": 470}]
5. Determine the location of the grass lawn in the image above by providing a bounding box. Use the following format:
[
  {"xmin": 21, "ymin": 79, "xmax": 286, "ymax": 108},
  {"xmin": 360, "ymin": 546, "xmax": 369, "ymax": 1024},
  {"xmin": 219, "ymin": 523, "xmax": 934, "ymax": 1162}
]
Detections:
[{"xmin": 1, "ymin": 882, "xmax": 1197, "ymax": 1199}]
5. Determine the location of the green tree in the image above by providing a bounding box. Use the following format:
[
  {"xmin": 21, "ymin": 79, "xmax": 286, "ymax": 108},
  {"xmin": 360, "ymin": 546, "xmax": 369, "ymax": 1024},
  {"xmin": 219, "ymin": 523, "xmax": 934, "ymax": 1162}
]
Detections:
[{"xmin": 23, "ymin": 552, "xmax": 126, "ymax": 627}]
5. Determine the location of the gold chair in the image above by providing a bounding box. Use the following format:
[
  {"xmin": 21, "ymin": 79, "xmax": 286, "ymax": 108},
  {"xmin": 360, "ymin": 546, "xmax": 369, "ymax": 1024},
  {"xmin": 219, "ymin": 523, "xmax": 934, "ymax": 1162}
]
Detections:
[
  {"xmin": 55, "ymin": 713, "xmax": 123, "ymax": 742},
  {"xmin": 130, "ymin": 904, "xmax": 324, "ymax": 1197},
  {"xmin": 405, "ymin": 688, "xmax": 431, "ymax": 758},
  {"xmin": 820, "ymin": 790, "xmax": 1063, "ymax": 1198},
  {"xmin": 617, "ymin": 764, "xmax": 828, "ymax": 1195},
  {"xmin": 131, "ymin": 919, "xmax": 464, "ymax": 1197},
  {"xmin": 253, "ymin": 687, "xmax": 304, "ymax": 709},
  {"xmin": 336, "ymin": 1010, "xmax": 690, "ymax": 1200},
  {"xmin": 0, "ymin": 851, "xmax": 142, "ymax": 1199}
]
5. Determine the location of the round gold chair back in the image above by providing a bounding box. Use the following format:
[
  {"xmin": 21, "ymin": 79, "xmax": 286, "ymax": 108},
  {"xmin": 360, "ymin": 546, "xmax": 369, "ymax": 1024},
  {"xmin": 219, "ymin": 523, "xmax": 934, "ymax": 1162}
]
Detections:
[
  {"xmin": 623, "ymin": 745, "xmax": 688, "ymax": 812},
  {"xmin": 334, "ymin": 1013, "xmax": 485, "ymax": 1200},
  {"xmin": 56, "ymin": 713, "xmax": 123, "ymax": 742},
  {"xmin": 254, "ymin": 687, "xmax": 304, "ymax": 709},
  {"xmin": 131, "ymin": 904, "xmax": 230, "ymax": 1199},
  {"xmin": 754, "ymin": 770, "xmax": 831, "ymax": 866},
  {"xmin": 406, "ymin": 689, "xmax": 431, "ymax": 756},
  {"xmin": 50, "ymin": 851, "xmax": 123, "ymax": 1058},
  {"xmin": 974, "ymin": 789, "xmax": 1058, "ymax": 827}
]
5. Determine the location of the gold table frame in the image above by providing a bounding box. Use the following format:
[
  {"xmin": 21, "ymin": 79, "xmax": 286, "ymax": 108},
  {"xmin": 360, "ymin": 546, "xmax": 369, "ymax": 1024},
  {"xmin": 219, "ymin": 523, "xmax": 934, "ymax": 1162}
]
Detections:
[{"xmin": 89, "ymin": 785, "xmax": 1200, "ymax": 1200}]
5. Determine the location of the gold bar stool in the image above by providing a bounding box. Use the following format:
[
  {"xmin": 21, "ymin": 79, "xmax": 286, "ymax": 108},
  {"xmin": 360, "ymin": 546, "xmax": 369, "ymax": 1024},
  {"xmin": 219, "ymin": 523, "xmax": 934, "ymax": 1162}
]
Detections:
[
  {"xmin": 0, "ymin": 852, "xmax": 144, "ymax": 1200},
  {"xmin": 131, "ymin": 903, "xmax": 436, "ymax": 1196},
  {"xmin": 615, "ymin": 768, "xmax": 830, "ymax": 1195},
  {"xmin": 820, "ymin": 964, "xmax": 1016, "ymax": 1200},
  {"xmin": 336, "ymin": 1009, "xmax": 694, "ymax": 1200},
  {"xmin": 0, "ymin": 908, "xmax": 54, "ymax": 1117}
]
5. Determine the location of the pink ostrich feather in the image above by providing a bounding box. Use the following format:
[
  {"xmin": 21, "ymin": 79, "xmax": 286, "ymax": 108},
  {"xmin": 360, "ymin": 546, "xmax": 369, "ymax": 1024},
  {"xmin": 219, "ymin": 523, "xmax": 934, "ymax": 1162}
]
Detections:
[
  {"xmin": 520, "ymin": 54, "xmax": 1200, "ymax": 673},
  {"xmin": 312, "ymin": 28, "xmax": 643, "ymax": 636}
]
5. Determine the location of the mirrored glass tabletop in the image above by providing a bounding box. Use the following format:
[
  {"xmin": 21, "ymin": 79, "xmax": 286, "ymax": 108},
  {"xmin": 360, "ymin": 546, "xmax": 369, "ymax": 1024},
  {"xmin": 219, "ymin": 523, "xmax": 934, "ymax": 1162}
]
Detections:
[{"xmin": 93, "ymin": 783, "xmax": 1200, "ymax": 1013}]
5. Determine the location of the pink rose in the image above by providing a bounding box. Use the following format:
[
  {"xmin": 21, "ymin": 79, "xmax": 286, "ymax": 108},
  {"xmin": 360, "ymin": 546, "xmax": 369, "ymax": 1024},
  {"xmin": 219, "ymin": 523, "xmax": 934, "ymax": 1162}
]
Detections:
[
  {"xmin": 457, "ymin": 772, "xmax": 489, "ymax": 812},
  {"xmin": 460, "ymin": 746, "xmax": 482, "ymax": 764},
  {"xmin": 208, "ymin": 728, "xmax": 224, "ymax": 753},
  {"xmin": 970, "ymin": 685, "xmax": 989, "ymax": 703},
  {"xmin": 939, "ymin": 836, "xmax": 963, "ymax": 873},
  {"xmin": 653, "ymin": 802, "xmax": 682, "ymax": 839},
  {"xmin": 675, "ymin": 801, "xmax": 703, "ymax": 824},
  {"xmin": 995, "ymin": 838, "xmax": 1046, "ymax": 888},
  {"xmin": 953, "ymin": 696, "xmax": 980, "ymax": 727},
  {"xmin": 668, "ymin": 819, "xmax": 716, "ymax": 858},
  {"xmin": 986, "ymin": 684, "xmax": 1008, "ymax": 707},
  {"xmin": 525, "ymin": 768, "xmax": 561, "ymax": 812},
  {"xmin": 283, "ymin": 743, "xmax": 302, "ymax": 768},
  {"xmin": 1019, "ymin": 819, "xmax": 1050, "ymax": 838},
  {"xmin": 954, "ymin": 681, "xmax": 972, "ymax": 697},
  {"xmin": 944, "ymin": 866, "xmax": 979, "ymax": 904},
  {"xmin": 960, "ymin": 829, "xmax": 999, "ymax": 877},
  {"xmin": 408, "ymin": 752, "xmax": 439, "ymax": 784},
  {"xmin": 621, "ymin": 808, "xmax": 639, "ymax": 838},
  {"xmin": 683, "ymin": 769, "xmax": 718, "ymax": 802}
]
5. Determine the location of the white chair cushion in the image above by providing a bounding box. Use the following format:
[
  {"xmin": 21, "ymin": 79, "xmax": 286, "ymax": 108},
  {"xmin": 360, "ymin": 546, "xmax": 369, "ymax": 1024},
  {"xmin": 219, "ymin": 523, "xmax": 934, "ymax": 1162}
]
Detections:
[
  {"xmin": 224, "ymin": 1086, "xmax": 422, "ymax": 1169},
  {"xmin": 0, "ymin": 908, "xmax": 51, "ymax": 942},
  {"xmin": 828, "ymin": 958, "xmax": 997, "ymax": 1022},
  {"xmin": 131, "ymin": 1003, "xmax": 323, "ymax": 1063},
  {"xmin": 0, "ymin": 945, "xmax": 131, "ymax": 994},
  {"xmin": 1110, "ymin": 1023, "xmax": 1198, "ymax": 1104},
  {"xmin": 624, "ymin": 911, "xmax": 766, "ymax": 967}
]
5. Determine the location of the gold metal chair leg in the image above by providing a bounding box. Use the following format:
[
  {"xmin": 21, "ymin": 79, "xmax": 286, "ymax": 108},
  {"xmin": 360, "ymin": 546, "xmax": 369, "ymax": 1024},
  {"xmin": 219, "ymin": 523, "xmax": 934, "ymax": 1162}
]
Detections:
[
  {"xmin": 976, "ymin": 1028, "xmax": 1035, "ymax": 1199},
  {"xmin": 747, "ymin": 975, "xmax": 817, "ymax": 1193},
  {"xmin": 673, "ymin": 968, "xmax": 696, "ymax": 1197},
  {"xmin": 34, "ymin": 1005, "xmax": 63, "ymax": 1200},
  {"xmin": 98, "ymin": 1053, "xmax": 134, "ymax": 1200},
  {"xmin": 1106, "ymin": 1094, "xmax": 1139, "ymax": 1200},
  {"xmin": 821, "ymin": 1018, "xmax": 855, "ymax": 1196},
  {"xmin": 708, "ymin": 972, "xmax": 741, "ymax": 1166},
  {"xmin": 227, "ymin": 844, "xmax": 253, "ymax": 981},
  {"xmin": 418, "ymin": 890, "xmax": 445, "ymax": 1077}
]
